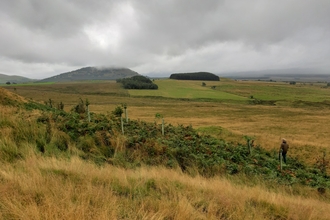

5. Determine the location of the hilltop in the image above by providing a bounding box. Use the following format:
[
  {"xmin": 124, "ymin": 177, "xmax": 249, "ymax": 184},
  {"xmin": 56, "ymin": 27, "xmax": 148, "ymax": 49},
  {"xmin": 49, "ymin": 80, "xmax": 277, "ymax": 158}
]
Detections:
[
  {"xmin": 38, "ymin": 66, "xmax": 139, "ymax": 82},
  {"xmin": 0, "ymin": 73, "xmax": 35, "ymax": 84}
]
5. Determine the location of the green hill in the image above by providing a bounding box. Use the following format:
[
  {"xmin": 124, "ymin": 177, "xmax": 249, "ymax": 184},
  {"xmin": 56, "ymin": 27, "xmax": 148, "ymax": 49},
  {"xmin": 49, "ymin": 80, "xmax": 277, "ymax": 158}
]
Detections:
[
  {"xmin": 0, "ymin": 73, "xmax": 35, "ymax": 84},
  {"xmin": 38, "ymin": 67, "xmax": 139, "ymax": 82}
]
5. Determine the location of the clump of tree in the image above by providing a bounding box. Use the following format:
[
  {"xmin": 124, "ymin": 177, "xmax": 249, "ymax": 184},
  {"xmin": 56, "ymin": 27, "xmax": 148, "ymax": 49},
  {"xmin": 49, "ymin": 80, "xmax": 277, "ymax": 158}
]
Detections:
[
  {"xmin": 117, "ymin": 75, "xmax": 158, "ymax": 89},
  {"xmin": 170, "ymin": 72, "xmax": 220, "ymax": 81}
]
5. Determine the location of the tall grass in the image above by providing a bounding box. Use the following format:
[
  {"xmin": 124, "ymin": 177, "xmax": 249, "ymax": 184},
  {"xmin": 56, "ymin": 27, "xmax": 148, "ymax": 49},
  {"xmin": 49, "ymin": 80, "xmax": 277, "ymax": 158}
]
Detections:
[{"xmin": 1, "ymin": 154, "xmax": 330, "ymax": 219}]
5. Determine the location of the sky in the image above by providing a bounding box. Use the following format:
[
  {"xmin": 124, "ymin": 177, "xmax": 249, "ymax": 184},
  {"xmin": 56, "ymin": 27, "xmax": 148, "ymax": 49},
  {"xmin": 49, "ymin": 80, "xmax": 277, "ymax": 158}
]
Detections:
[{"xmin": 0, "ymin": 0, "xmax": 330, "ymax": 79}]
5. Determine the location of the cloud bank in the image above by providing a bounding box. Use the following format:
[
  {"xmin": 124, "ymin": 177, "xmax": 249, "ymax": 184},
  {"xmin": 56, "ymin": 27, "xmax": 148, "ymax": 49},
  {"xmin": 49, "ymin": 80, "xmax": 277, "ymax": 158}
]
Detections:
[{"xmin": 0, "ymin": 0, "xmax": 329, "ymax": 78}]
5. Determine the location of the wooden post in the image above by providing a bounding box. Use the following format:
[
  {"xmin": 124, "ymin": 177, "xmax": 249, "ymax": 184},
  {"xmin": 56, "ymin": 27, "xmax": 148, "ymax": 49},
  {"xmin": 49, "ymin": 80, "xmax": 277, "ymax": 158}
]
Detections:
[
  {"xmin": 162, "ymin": 118, "xmax": 164, "ymax": 136},
  {"xmin": 280, "ymin": 149, "xmax": 283, "ymax": 171},
  {"xmin": 121, "ymin": 117, "xmax": 124, "ymax": 134},
  {"xmin": 125, "ymin": 107, "xmax": 128, "ymax": 123}
]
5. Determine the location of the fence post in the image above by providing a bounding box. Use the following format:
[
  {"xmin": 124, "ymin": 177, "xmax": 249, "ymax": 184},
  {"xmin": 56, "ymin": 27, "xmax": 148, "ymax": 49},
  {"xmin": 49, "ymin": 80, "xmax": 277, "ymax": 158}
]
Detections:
[
  {"xmin": 121, "ymin": 116, "xmax": 124, "ymax": 134},
  {"xmin": 280, "ymin": 149, "xmax": 283, "ymax": 171},
  {"xmin": 162, "ymin": 118, "xmax": 164, "ymax": 136},
  {"xmin": 125, "ymin": 107, "xmax": 128, "ymax": 123}
]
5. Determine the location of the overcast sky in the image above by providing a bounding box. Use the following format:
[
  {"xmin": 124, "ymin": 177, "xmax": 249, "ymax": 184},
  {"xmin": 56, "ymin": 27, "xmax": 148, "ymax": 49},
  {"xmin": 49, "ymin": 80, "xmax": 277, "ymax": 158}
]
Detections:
[{"xmin": 0, "ymin": 0, "xmax": 329, "ymax": 79}]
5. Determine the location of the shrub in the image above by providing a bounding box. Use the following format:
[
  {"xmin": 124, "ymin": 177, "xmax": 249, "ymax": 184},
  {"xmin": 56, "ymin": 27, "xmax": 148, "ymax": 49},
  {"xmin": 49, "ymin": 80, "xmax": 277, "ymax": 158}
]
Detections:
[{"xmin": 112, "ymin": 106, "xmax": 123, "ymax": 117}]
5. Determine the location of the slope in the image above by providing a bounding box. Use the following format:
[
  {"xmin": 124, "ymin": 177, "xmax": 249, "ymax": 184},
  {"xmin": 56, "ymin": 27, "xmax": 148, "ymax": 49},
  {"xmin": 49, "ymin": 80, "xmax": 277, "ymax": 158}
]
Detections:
[
  {"xmin": 0, "ymin": 73, "xmax": 35, "ymax": 84},
  {"xmin": 38, "ymin": 66, "xmax": 139, "ymax": 82}
]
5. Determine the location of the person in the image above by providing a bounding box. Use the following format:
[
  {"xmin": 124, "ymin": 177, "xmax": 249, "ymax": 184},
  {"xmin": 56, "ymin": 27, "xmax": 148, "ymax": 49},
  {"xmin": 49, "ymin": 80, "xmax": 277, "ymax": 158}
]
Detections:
[{"xmin": 279, "ymin": 138, "xmax": 289, "ymax": 163}]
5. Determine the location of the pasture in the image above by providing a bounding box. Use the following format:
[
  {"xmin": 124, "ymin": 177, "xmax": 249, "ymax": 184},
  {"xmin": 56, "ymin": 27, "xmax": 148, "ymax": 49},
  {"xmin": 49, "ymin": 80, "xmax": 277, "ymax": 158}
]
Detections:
[{"xmin": 3, "ymin": 78, "xmax": 330, "ymax": 164}]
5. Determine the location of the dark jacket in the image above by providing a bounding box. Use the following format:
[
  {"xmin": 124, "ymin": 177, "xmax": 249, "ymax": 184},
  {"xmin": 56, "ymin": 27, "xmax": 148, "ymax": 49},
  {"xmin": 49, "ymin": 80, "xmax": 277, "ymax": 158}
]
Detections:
[{"xmin": 280, "ymin": 142, "xmax": 289, "ymax": 154}]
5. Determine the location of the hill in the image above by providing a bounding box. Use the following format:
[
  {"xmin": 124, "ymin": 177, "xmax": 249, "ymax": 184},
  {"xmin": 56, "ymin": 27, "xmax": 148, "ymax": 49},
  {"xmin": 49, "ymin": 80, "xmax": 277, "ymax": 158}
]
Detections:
[
  {"xmin": 0, "ymin": 87, "xmax": 27, "ymax": 105},
  {"xmin": 38, "ymin": 67, "xmax": 139, "ymax": 82},
  {"xmin": 170, "ymin": 72, "xmax": 220, "ymax": 81},
  {"xmin": 220, "ymin": 68, "xmax": 330, "ymax": 82},
  {"xmin": 0, "ymin": 73, "xmax": 35, "ymax": 84}
]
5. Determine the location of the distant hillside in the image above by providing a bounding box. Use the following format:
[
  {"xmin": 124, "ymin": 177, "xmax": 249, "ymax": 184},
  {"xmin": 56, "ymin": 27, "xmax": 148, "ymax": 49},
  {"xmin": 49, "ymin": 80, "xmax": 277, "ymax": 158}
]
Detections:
[
  {"xmin": 220, "ymin": 68, "xmax": 330, "ymax": 82},
  {"xmin": 0, "ymin": 73, "xmax": 34, "ymax": 84},
  {"xmin": 170, "ymin": 72, "xmax": 220, "ymax": 81},
  {"xmin": 38, "ymin": 67, "xmax": 139, "ymax": 82}
]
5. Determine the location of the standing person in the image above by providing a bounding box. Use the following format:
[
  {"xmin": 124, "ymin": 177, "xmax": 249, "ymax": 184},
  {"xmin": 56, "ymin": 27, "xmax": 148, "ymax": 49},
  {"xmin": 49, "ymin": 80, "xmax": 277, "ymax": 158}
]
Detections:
[{"xmin": 279, "ymin": 138, "xmax": 289, "ymax": 163}]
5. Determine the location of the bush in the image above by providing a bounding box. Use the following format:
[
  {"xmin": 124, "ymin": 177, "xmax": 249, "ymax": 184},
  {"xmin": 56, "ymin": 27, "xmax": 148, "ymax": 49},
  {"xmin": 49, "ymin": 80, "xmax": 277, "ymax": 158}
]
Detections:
[{"xmin": 112, "ymin": 106, "xmax": 123, "ymax": 117}]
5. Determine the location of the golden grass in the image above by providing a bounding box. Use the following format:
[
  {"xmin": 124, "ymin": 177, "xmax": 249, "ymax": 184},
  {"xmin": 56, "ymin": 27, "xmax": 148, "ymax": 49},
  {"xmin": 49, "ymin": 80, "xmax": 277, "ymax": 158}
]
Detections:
[{"xmin": 0, "ymin": 154, "xmax": 329, "ymax": 220}]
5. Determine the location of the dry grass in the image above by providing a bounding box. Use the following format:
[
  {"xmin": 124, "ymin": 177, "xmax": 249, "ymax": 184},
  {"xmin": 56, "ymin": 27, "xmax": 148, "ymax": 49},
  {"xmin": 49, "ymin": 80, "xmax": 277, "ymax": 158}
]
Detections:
[{"xmin": 1, "ymin": 154, "xmax": 330, "ymax": 220}]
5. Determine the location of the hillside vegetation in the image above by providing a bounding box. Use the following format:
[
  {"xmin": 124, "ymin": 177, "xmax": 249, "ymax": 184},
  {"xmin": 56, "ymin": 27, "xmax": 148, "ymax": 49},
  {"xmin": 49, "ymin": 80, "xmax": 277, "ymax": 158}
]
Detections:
[
  {"xmin": 38, "ymin": 67, "xmax": 139, "ymax": 82},
  {"xmin": 1, "ymin": 84, "xmax": 330, "ymax": 219}
]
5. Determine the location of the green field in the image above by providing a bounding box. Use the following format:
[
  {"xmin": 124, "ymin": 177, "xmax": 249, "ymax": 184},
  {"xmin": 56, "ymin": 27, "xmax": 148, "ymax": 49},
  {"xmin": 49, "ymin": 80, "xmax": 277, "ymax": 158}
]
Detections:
[
  {"xmin": 128, "ymin": 79, "xmax": 247, "ymax": 100},
  {"xmin": 215, "ymin": 80, "xmax": 330, "ymax": 102},
  {"xmin": 128, "ymin": 79, "xmax": 330, "ymax": 104}
]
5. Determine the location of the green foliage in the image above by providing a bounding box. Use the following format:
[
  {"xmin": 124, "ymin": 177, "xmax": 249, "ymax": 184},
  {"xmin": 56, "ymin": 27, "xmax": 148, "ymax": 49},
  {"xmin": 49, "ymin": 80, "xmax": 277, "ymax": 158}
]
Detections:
[
  {"xmin": 24, "ymin": 101, "xmax": 53, "ymax": 111},
  {"xmin": 72, "ymin": 98, "xmax": 86, "ymax": 114},
  {"xmin": 112, "ymin": 106, "xmax": 123, "ymax": 117},
  {"xmin": 117, "ymin": 75, "xmax": 158, "ymax": 89},
  {"xmin": 170, "ymin": 72, "xmax": 220, "ymax": 81},
  {"xmin": 4, "ymin": 101, "xmax": 330, "ymax": 190},
  {"xmin": 155, "ymin": 113, "xmax": 163, "ymax": 119}
]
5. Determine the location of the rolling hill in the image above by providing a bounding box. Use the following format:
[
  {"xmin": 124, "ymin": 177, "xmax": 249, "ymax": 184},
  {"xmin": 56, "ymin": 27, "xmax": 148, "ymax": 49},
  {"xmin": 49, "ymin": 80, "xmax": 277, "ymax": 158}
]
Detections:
[
  {"xmin": 38, "ymin": 67, "xmax": 139, "ymax": 82},
  {"xmin": 0, "ymin": 73, "xmax": 35, "ymax": 84}
]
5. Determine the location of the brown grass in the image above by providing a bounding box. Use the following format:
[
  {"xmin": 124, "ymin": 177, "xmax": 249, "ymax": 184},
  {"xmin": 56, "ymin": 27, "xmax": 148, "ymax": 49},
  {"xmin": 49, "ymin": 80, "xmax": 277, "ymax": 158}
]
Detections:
[{"xmin": 1, "ymin": 155, "xmax": 330, "ymax": 220}]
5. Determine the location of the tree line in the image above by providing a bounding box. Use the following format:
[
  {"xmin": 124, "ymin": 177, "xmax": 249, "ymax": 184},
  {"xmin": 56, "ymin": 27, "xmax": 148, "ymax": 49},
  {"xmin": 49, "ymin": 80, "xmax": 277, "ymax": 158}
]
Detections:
[
  {"xmin": 170, "ymin": 72, "xmax": 220, "ymax": 81},
  {"xmin": 116, "ymin": 75, "xmax": 158, "ymax": 89}
]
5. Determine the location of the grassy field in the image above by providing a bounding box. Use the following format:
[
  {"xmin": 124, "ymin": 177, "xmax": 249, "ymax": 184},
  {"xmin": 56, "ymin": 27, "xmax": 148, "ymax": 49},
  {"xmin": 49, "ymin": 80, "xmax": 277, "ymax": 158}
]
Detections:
[
  {"xmin": 1, "ymin": 80, "xmax": 330, "ymax": 219},
  {"xmin": 128, "ymin": 79, "xmax": 247, "ymax": 101},
  {"xmin": 4, "ymin": 78, "xmax": 330, "ymax": 165}
]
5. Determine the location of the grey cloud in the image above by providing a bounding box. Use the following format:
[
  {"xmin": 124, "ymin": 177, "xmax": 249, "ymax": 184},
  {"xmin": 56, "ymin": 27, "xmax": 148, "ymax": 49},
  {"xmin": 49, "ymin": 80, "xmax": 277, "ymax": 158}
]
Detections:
[{"xmin": 0, "ymin": 0, "xmax": 329, "ymax": 77}]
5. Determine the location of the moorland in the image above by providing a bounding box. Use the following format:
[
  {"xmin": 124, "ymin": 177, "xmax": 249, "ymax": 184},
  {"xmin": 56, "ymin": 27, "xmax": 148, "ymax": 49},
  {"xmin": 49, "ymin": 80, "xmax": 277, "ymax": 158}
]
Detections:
[{"xmin": 1, "ymin": 78, "xmax": 330, "ymax": 219}]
